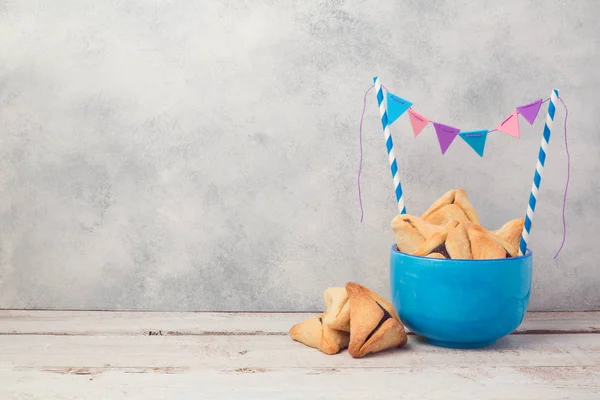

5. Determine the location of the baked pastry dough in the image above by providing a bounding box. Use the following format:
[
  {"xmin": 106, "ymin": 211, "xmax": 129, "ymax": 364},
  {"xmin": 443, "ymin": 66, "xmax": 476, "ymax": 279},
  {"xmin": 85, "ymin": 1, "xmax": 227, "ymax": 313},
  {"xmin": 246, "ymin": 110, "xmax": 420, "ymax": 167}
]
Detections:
[
  {"xmin": 467, "ymin": 223, "xmax": 518, "ymax": 257},
  {"xmin": 289, "ymin": 313, "xmax": 350, "ymax": 355},
  {"xmin": 445, "ymin": 222, "xmax": 472, "ymax": 259},
  {"xmin": 391, "ymin": 189, "xmax": 524, "ymax": 260},
  {"xmin": 467, "ymin": 226, "xmax": 507, "ymax": 260},
  {"xmin": 494, "ymin": 218, "xmax": 525, "ymax": 252},
  {"xmin": 345, "ymin": 282, "xmax": 407, "ymax": 358},
  {"xmin": 410, "ymin": 220, "xmax": 459, "ymax": 258},
  {"xmin": 421, "ymin": 189, "xmax": 481, "ymax": 226},
  {"xmin": 426, "ymin": 252, "xmax": 446, "ymax": 259},
  {"xmin": 323, "ymin": 287, "xmax": 350, "ymax": 332},
  {"xmin": 408, "ymin": 219, "xmax": 519, "ymax": 260},
  {"xmin": 390, "ymin": 214, "xmax": 443, "ymax": 254}
]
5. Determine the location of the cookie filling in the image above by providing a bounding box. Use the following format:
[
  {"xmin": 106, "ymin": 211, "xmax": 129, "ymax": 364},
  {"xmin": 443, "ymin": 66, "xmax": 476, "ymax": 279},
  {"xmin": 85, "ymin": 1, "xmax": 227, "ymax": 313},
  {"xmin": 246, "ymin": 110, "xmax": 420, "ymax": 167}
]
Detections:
[
  {"xmin": 363, "ymin": 303, "xmax": 392, "ymax": 344},
  {"xmin": 431, "ymin": 244, "xmax": 450, "ymax": 259}
]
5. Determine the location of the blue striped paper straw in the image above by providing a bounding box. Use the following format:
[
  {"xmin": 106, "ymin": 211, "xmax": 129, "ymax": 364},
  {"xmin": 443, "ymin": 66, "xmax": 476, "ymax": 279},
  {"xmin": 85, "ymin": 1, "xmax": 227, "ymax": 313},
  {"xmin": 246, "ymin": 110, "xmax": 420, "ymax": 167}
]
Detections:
[
  {"xmin": 519, "ymin": 89, "xmax": 559, "ymax": 255},
  {"xmin": 373, "ymin": 76, "xmax": 406, "ymax": 214}
]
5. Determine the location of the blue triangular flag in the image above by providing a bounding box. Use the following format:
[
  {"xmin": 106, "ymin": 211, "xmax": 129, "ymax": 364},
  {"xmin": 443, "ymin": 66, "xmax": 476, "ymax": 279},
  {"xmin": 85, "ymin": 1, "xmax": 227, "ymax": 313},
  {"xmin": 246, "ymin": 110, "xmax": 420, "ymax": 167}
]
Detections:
[
  {"xmin": 386, "ymin": 92, "xmax": 413, "ymax": 125},
  {"xmin": 459, "ymin": 130, "xmax": 489, "ymax": 157}
]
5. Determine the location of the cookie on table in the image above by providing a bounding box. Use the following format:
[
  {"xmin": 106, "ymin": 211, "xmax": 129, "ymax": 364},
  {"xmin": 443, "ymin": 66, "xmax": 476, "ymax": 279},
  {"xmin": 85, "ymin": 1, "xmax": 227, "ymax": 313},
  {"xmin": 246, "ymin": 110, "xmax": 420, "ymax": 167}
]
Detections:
[
  {"xmin": 323, "ymin": 287, "xmax": 350, "ymax": 332},
  {"xmin": 289, "ymin": 313, "xmax": 350, "ymax": 355},
  {"xmin": 345, "ymin": 282, "xmax": 407, "ymax": 358}
]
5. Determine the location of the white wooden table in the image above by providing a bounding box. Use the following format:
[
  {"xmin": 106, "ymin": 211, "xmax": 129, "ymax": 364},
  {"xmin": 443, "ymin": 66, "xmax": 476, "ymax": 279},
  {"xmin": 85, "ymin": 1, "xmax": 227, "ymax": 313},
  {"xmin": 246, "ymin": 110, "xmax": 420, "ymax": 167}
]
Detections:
[{"xmin": 1, "ymin": 311, "xmax": 599, "ymax": 399}]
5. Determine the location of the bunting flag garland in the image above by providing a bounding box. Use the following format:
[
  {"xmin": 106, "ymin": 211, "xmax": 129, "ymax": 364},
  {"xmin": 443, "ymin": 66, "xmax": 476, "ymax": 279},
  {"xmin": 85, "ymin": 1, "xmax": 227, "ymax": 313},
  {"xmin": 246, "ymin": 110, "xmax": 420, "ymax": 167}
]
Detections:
[
  {"xmin": 433, "ymin": 123, "xmax": 460, "ymax": 155},
  {"xmin": 517, "ymin": 99, "xmax": 543, "ymax": 125},
  {"xmin": 495, "ymin": 111, "xmax": 520, "ymax": 138},
  {"xmin": 385, "ymin": 92, "xmax": 413, "ymax": 125},
  {"xmin": 459, "ymin": 130, "xmax": 489, "ymax": 157},
  {"xmin": 407, "ymin": 108, "xmax": 429, "ymax": 137},
  {"xmin": 371, "ymin": 86, "xmax": 550, "ymax": 157}
]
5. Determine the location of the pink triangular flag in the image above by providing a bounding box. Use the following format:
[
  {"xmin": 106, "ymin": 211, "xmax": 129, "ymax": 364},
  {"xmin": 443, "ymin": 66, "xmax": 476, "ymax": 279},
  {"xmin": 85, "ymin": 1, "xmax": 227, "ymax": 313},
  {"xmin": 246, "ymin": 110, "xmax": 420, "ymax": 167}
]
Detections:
[
  {"xmin": 408, "ymin": 109, "xmax": 430, "ymax": 137},
  {"xmin": 433, "ymin": 122, "xmax": 460, "ymax": 154},
  {"xmin": 517, "ymin": 99, "xmax": 543, "ymax": 125},
  {"xmin": 496, "ymin": 111, "xmax": 520, "ymax": 138}
]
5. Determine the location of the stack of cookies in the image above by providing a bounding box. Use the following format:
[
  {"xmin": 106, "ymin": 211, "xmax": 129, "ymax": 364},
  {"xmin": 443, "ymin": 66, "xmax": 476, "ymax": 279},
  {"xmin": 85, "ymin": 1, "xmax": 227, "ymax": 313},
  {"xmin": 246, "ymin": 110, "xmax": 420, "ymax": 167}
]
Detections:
[
  {"xmin": 392, "ymin": 189, "xmax": 524, "ymax": 259},
  {"xmin": 289, "ymin": 282, "xmax": 408, "ymax": 358}
]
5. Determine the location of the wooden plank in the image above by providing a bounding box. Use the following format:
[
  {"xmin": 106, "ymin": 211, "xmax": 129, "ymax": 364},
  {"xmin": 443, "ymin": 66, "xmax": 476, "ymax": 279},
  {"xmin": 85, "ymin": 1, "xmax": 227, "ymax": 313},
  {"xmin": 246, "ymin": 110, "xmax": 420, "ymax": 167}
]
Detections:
[
  {"xmin": 2, "ymin": 366, "xmax": 599, "ymax": 400},
  {"xmin": 1, "ymin": 311, "xmax": 599, "ymax": 399},
  {"xmin": 1, "ymin": 310, "xmax": 599, "ymax": 336},
  {"xmin": 520, "ymin": 311, "xmax": 600, "ymax": 334},
  {"xmin": 2, "ymin": 334, "xmax": 599, "ymax": 370},
  {"xmin": 0, "ymin": 310, "xmax": 304, "ymax": 336}
]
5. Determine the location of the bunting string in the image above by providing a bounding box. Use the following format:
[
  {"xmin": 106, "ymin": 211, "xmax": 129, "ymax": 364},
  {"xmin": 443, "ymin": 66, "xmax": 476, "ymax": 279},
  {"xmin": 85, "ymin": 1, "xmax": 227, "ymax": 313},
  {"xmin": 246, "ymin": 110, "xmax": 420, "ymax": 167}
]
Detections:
[
  {"xmin": 357, "ymin": 85, "xmax": 373, "ymax": 222},
  {"xmin": 357, "ymin": 84, "xmax": 571, "ymax": 258},
  {"xmin": 554, "ymin": 96, "xmax": 570, "ymax": 259}
]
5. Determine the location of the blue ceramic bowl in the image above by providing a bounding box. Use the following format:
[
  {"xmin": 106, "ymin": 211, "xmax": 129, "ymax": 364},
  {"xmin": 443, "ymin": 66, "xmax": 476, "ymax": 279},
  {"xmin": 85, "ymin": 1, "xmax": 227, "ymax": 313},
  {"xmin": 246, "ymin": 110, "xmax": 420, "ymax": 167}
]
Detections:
[{"xmin": 390, "ymin": 245, "xmax": 532, "ymax": 348}]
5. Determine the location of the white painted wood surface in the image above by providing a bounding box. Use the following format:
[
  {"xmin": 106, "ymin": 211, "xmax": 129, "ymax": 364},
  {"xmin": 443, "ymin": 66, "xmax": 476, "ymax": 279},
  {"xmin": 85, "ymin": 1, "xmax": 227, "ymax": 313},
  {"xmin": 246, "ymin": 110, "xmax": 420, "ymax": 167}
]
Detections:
[
  {"xmin": 1, "ymin": 311, "xmax": 599, "ymax": 399},
  {"xmin": 2, "ymin": 310, "xmax": 598, "ymax": 335}
]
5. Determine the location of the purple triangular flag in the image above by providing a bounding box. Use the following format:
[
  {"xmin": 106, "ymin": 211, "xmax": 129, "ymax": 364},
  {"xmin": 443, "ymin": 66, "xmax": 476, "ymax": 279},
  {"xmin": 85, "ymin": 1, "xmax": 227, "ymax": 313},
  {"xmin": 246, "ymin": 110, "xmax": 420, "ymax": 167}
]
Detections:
[
  {"xmin": 433, "ymin": 122, "xmax": 460, "ymax": 155},
  {"xmin": 517, "ymin": 99, "xmax": 543, "ymax": 125}
]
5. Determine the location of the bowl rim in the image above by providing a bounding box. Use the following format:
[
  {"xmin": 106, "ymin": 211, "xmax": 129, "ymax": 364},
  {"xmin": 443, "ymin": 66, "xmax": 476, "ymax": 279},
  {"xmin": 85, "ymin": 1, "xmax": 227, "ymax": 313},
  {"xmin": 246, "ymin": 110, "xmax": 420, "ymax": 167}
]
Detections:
[{"xmin": 390, "ymin": 244, "xmax": 533, "ymax": 263}]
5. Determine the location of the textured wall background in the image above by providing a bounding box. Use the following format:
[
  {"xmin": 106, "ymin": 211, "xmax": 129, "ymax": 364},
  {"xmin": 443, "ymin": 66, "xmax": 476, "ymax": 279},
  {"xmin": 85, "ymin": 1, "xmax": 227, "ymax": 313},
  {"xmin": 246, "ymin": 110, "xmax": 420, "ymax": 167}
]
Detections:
[{"xmin": 0, "ymin": 0, "xmax": 598, "ymax": 311}]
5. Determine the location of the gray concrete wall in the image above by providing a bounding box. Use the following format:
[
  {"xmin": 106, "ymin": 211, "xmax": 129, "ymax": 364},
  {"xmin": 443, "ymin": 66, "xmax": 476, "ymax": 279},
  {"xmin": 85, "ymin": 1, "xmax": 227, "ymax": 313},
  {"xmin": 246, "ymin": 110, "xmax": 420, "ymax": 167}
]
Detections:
[{"xmin": 0, "ymin": 0, "xmax": 598, "ymax": 311}]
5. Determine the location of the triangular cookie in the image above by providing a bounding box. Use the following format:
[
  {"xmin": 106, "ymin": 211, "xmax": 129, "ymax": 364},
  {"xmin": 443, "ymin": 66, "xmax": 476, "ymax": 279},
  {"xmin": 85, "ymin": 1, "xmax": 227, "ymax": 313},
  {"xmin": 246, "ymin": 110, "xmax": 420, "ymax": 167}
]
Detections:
[
  {"xmin": 421, "ymin": 189, "xmax": 480, "ymax": 226},
  {"xmin": 466, "ymin": 225, "xmax": 507, "ymax": 260},
  {"xmin": 391, "ymin": 214, "xmax": 443, "ymax": 254},
  {"xmin": 411, "ymin": 231, "xmax": 449, "ymax": 258},
  {"xmin": 410, "ymin": 220, "xmax": 458, "ymax": 258},
  {"xmin": 423, "ymin": 204, "xmax": 472, "ymax": 226},
  {"xmin": 445, "ymin": 222, "xmax": 472, "ymax": 259},
  {"xmin": 421, "ymin": 189, "xmax": 456, "ymax": 218},
  {"xmin": 393, "ymin": 214, "xmax": 443, "ymax": 238},
  {"xmin": 323, "ymin": 287, "xmax": 350, "ymax": 332},
  {"xmin": 345, "ymin": 282, "xmax": 407, "ymax": 358},
  {"xmin": 468, "ymin": 223, "xmax": 518, "ymax": 257},
  {"xmin": 494, "ymin": 218, "xmax": 524, "ymax": 252},
  {"xmin": 354, "ymin": 283, "xmax": 402, "ymax": 322},
  {"xmin": 454, "ymin": 189, "xmax": 480, "ymax": 225},
  {"xmin": 391, "ymin": 218, "xmax": 426, "ymax": 254},
  {"xmin": 289, "ymin": 313, "xmax": 350, "ymax": 355}
]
